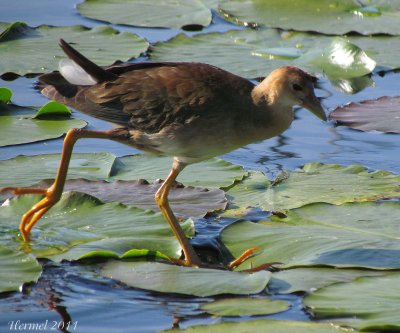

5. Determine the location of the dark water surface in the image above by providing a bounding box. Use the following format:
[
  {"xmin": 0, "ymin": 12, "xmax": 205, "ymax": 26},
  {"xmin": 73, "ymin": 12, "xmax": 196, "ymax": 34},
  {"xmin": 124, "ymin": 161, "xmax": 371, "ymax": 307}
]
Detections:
[{"xmin": 1, "ymin": 1, "xmax": 400, "ymax": 332}]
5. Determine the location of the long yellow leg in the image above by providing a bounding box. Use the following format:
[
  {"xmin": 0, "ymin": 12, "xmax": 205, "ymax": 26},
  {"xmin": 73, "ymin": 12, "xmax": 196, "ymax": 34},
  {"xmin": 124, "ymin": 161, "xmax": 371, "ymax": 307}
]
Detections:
[
  {"xmin": 0, "ymin": 128, "xmax": 115, "ymax": 241},
  {"xmin": 155, "ymin": 159, "xmax": 202, "ymax": 267}
]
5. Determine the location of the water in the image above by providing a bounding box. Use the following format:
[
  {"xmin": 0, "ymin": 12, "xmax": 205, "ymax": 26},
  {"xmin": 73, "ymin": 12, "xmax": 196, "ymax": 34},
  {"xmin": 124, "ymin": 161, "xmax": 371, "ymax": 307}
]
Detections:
[{"xmin": 1, "ymin": 0, "xmax": 400, "ymax": 332}]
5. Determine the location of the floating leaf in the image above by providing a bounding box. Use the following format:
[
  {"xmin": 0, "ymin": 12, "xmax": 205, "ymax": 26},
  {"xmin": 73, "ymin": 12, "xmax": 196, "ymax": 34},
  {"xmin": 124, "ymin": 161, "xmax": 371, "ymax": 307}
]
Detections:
[
  {"xmin": 218, "ymin": 0, "xmax": 400, "ymax": 35},
  {"xmin": 112, "ymin": 155, "xmax": 247, "ymax": 189},
  {"xmin": 101, "ymin": 261, "xmax": 270, "ymax": 297},
  {"xmin": 33, "ymin": 101, "xmax": 71, "ymax": 119},
  {"xmin": 0, "ymin": 103, "xmax": 86, "ymax": 147},
  {"xmin": 10, "ymin": 178, "xmax": 227, "ymax": 218},
  {"xmin": 200, "ymin": 297, "xmax": 289, "ymax": 316},
  {"xmin": 0, "ymin": 87, "xmax": 12, "ymax": 103},
  {"xmin": 222, "ymin": 202, "xmax": 400, "ymax": 270},
  {"xmin": 77, "ymin": 0, "xmax": 211, "ymax": 29},
  {"xmin": 0, "ymin": 153, "xmax": 246, "ymax": 190},
  {"xmin": 162, "ymin": 319, "xmax": 362, "ymax": 332},
  {"xmin": 0, "ymin": 246, "xmax": 41, "ymax": 293},
  {"xmin": 268, "ymin": 267, "xmax": 387, "ymax": 294},
  {"xmin": 0, "ymin": 153, "xmax": 115, "ymax": 188},
  {"xmin": 0, "ymin": 23, "xmax": 149, "ymax": 75},
  {"xmin": 304, "ymin": 273, "xmax": 400, "ymax": 331},
  {"xmin": 330, "ymin": 96, "xmax": 400, "ymax": 133},
  {"xmin": 151, "ymin": 29, "xmax": 379, "ymax": 79},
  {"xmin": 0, "ymin": 192, "xmax": 194, "ymax": 261},
  {"xmin": 227, "ymin": 163, "xmax": 400, "ymax": 212}
]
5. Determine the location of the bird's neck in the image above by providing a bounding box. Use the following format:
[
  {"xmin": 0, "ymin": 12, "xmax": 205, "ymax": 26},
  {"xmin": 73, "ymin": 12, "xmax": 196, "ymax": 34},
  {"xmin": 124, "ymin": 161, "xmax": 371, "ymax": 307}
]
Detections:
[{"xmin": 249, "ymin": 83, "xmax": 295, "ymax": 141}]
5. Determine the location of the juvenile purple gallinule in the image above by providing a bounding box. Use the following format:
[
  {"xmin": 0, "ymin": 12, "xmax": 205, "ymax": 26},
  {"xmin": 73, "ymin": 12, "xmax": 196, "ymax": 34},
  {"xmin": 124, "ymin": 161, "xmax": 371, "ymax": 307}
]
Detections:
[{"xmin": 1, "ymin": 39, "xmax": 326, "ymax": 267}]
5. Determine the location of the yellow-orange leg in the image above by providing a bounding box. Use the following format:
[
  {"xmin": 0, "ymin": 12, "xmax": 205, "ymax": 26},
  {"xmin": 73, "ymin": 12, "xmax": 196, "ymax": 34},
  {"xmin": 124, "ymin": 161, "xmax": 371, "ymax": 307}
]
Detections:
[
  {"xmin": 155, "ymin": 159, "xmax": 202, "ymax": 267},
  {"xmin": 0, "ymin": 128, "xmax": 115, "ymax": 241}
]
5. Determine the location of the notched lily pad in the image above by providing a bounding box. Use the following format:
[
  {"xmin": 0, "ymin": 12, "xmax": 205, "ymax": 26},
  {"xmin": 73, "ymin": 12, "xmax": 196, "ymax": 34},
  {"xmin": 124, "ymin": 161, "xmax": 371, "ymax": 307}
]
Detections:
[
  {"xmin": 0, "ymin": 246, "xmax": 42, "ymax": 293},
  {"xmin": 222, "ymin": 201, "xmax": 400, "ymax": 270},
  {"xmin": 304, "ymin": 273, "xmax": 400, "ymax": 331},
  {"xmin": 0, "ymin": 22, "xmax": 149, "ymax": 75},
  {"xmin": 7, "ymin": 178, "xmax": 227, "ymax": 218},
  {"xmin": 200, "ymin": 297, "xmax": 290, "ymax": 316},
  {"xmin": 227, "ymin": 163, "xmax": 400, "ymax": 212},
  {"xmin": 0, "ymin": 102, "xmax": 86, "ymax": 147},
  {"xmin": 218, "ymin": 0, "xmax": 400, "ymax": 35},
  {"xmin": 101, "ymin": 261, "xmax": 270, "ymax": 297},
  {"xmin": 330, "ymin": 96, "xmax": 400, "ymax": 133},
  {"xmin": 77, "ymin": 0, "xmax": 211, "ymax": 29},
  {"xmin": 0, "ymin": 192, "xmax": 194, "ymax": 261}
]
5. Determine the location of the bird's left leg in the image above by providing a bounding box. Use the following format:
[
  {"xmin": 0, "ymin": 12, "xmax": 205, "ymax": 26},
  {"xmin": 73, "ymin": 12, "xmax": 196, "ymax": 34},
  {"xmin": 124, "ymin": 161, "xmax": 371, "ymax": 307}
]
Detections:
[
  {"xmin": 0, "ymin": 128, "xmax": 118, "ymax": 241},
  {"xmin": 155, "ymin": 159, "xmax": 202, "ymax": 267}
]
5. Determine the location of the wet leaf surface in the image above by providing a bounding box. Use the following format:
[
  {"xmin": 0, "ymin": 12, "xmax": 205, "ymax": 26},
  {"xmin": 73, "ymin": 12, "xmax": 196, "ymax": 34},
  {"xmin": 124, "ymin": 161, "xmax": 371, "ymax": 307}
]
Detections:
[
  {"xmin": 330, "ymin": 96, "xmax": 400, "ymax": 133},
  {"xmin": 304, "ymin": 273, "xmax": 400, "ymax": 331},
  {"xmin": 0, "ymin": 22, "xmax": 149, "ymax": 75},
  {"xmin": 101, "ymin": 261, "xmax": 270, "ymax": 297},
  {"xmin": 77, "ymin": 0, "xmax": 212, "ymax": 29},
  {"xmin": 222, "ymin": 201, "xmax": 400, "ymax": 270}
]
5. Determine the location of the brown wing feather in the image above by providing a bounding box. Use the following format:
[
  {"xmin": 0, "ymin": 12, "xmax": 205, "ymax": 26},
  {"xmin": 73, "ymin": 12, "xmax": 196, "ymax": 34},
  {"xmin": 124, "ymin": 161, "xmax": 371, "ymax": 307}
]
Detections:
[{"xmin": 39, "ymin": 61, "xmax": 255, "ymax": 133}]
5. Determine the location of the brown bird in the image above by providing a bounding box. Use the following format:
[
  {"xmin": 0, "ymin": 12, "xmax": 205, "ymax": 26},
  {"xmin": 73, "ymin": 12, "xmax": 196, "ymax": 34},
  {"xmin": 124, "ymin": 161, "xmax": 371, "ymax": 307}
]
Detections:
[{"xmin": 1, "ymin": 39, "xmax": 326, "ymax": 267}]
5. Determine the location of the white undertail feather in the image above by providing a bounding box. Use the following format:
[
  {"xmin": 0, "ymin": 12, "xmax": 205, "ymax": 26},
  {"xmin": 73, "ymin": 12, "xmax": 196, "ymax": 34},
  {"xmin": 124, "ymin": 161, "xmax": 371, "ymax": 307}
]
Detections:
[{"xmin": 59, "ymin": 58, "xmax": 97, "ymax": 85}]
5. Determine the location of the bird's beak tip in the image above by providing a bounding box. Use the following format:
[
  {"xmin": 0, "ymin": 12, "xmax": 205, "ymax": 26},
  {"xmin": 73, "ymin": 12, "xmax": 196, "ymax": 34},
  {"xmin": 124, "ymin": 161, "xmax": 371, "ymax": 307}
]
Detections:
[{"xmin": 303, "ymin": 96, "xmax": 327, "ymax": 122}]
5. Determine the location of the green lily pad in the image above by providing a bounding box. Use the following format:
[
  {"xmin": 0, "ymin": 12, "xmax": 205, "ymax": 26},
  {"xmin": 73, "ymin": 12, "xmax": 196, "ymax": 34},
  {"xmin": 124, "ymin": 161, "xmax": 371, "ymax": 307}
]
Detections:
[
  {"xmin": 112, "ymin": 155, "xmax": 247, "ymax": 189},
  {"xmin": 0, "ymin": 103, "xmax": 86, "ymax": 147},
  {"xmin": 218, "ymin": 0, "xmax": 400, "ymax": 35},
  {"xmin": 268, "ymin": 267, "xmax": 387, "ymax": 294},
  {"xmin": 200, "ymin": 297, "xmax": 289, "ymax": 316},
  {"xmin": 330, "ymin": 96, "xmax": 400, "ymax": 134},
  {"xmin": 304, "ymin": 273, "xmax": 400, "ymax": 331},
  {"xmin": 222, "ymin": 201, "xmax": 400, "ymax": 270},
  {"xmin": 0, "ymin": 153, "xmax": 115, "ymax": 188},
  {"xmin": 0, "ymin": 246, "xmax": 41, "ymax": 293},
  {"xmin": 0, "ymin": 153, "xmax": 246, "ymax": 190},
  {"xmin": 101, "ymin": 261, "xmax": 270, "ymax": 297},
  {"xmin": 3, "ymin": 178, "xmax": 227, "ymax": 218},
  {"xmin": 33, "ymin": 101, "xmax": 71, "ymax": 119},
  {"xmin": 226, "ymin": 163, "xmax": 400, "ymax": 212},
  {"xmin": 0, "ymin": 87, "xmax": 12, "ymax": 103},
  {"xmin": 0, "ymin": 192, "xmax": 194, "ymax": 261},
  {"xmin": 77, "ymin": 0, "xmax": 211, "ymax": 29},
  {"xmin": 151, "ymin": 29, "xmax": 378, "ymax": 79},
  {"xmin": 162, "ymin": 319, "xmax": 364, "ymax": 332},
  {"xmin": 0, "ymin": 22, "xmax": 149, "ymax": 75}
]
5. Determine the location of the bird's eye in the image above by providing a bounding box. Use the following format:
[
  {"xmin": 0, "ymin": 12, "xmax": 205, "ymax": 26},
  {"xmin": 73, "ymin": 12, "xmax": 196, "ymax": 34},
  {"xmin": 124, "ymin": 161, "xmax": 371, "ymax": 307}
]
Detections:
[{"xmin": 292, "ymin": 83, "xmax": 303, "ymax": 91}]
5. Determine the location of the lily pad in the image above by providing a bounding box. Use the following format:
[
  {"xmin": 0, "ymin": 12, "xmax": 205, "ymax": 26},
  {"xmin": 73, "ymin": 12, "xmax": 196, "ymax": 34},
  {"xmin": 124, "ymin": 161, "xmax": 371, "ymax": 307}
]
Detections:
[
  {"xmin": 162, "ymin": 319, "xmax": 364, "ymax": 332},
  {"xmin": 226, "ymin": 163, "xmax": 400, "ymax": 212},
  {"xmin": 218, "ymin": 0, "xmax": 400, "ymax": 35},
  {"xmin": 304, "ymin": 273, "xmax": 400, "ymax": 331},
  {"xmin": 5, "ymin": 178, "xmax": 227, "ymax": 218},
  {"xmin": 101, "ymin": 261, "xmax": 270, "ymax": 297},
  {"xmin": 77, "ymin": 0, "xmax": 211, "ymax": 29},
  {"xmin": 0, "ymin": 87, "xmax": 12, "ymax": 103},
  {"xmin": 268, "ymin": 267, "xmax": 387, "ymax": 294},
  {"xmin": 0, "ymin": 192, "xmax": 194, "ymax": 261},
  {"xmin": 33, "ymin": 101, "xmax": 71, "ymax": 119},
  {"xmin": 0, "ymin": 153, "xmax": 246, "ymax": 190},
  {"xmin": 0, "ymin": 153, "xmax": 115, "ymax": 188},
  {"xmin": 200, "ymin": 297, "xmax": 289, "ymax": 316},
  {"xmin": 112, "ymin": 155, "xmax": 247, "ymax": 189},
  {"xmin": 0, "ymin": 103, "xmax": 86, "ymax": 147},
  {"xmin": 221, "ymin": 201, "xmax": 400, "ymax": 270},
  {"xmin": 0, "ymin": 22, "xmax": 149, "ymax": 75},
  {"xmin": 330, "ymin": 96, "xmax": 400, "ymax": 133},
  {"xmin": 0, "ymin": 246, "xmax": 41, "ymax": 293},
  {"xmin": 151, "ymin": 29, "xmax": 378, "ymax": 79}
]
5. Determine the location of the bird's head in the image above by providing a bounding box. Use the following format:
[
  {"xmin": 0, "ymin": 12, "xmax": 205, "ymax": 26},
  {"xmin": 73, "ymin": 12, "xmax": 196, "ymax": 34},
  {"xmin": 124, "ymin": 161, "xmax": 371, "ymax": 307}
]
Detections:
[{"xmin": 253, "ymin": 66, "xmax": 327, "ymax": 121}]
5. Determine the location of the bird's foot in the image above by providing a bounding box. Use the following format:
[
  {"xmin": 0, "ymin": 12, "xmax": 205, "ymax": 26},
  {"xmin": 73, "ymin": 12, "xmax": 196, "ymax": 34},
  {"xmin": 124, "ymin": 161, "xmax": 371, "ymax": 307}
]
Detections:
[{"xmin": 0, "ymin": 185, "xmax": 60, "ymax": 241}]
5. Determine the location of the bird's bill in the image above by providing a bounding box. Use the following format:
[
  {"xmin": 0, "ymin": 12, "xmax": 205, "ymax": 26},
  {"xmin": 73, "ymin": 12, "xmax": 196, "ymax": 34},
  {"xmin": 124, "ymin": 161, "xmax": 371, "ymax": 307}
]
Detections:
[{"xmin": 302, "ymin": 94, "xmax": 327, "ymax": 121}]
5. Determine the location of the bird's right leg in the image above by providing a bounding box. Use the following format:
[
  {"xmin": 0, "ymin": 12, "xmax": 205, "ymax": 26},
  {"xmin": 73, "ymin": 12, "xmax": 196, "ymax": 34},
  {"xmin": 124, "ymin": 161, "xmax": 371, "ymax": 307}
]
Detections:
[{"xmin": 0, "ymin": 128, "xmax": 116, "ymax": 241}]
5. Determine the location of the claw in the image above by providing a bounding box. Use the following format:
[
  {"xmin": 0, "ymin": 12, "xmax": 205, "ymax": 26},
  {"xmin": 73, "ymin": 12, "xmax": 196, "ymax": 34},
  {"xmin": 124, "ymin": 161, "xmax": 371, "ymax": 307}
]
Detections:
[{"xmin": 228, "ymin": 246, "xmax": 263, "ymax": 270}]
